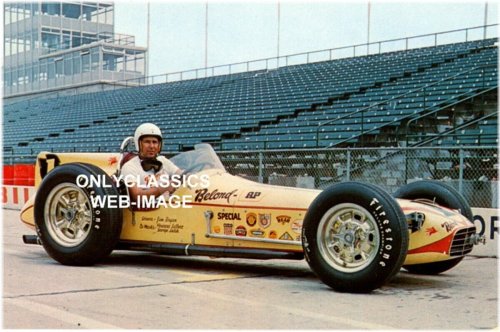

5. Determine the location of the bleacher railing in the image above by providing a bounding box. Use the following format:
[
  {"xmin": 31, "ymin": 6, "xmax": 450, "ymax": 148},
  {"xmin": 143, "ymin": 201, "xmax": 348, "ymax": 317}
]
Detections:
[
  {"xmin": 316, "ymin": 64, "xmax": 498, "ymax": 147},
  {"xmin": 408, "ymin": 112, "xmax": 498, "ymax": 147},
  {"xmin": 113, "ymin": 24, "xmax": 498, "ymax": 88}
]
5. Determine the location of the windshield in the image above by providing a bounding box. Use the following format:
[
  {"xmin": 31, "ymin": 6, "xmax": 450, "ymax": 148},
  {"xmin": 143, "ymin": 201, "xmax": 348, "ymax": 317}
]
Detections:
[{"xmin": 170, "ymin": 144, "xmax": 226, "ymax": 173}]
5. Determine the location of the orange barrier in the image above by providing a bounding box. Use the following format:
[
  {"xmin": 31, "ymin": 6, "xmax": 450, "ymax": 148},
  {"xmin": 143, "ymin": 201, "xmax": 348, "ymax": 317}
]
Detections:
[{"xmin": 2, "ymin": 164, "xmax": 35, "ymax": 186}]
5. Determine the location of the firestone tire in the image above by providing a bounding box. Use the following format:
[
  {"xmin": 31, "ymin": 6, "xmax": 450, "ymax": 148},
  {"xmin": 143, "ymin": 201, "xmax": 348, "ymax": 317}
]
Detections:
[
  {"xmin": 302, "ymin": 182, "xmax": 409, "ymax": 293},
  {"xmin": 34, "ymin": 163, "xmax": 122, "ymax": 266},
  {"xmin": 394, "ymin": 180, "xmax": 472, "ymax": 275}
]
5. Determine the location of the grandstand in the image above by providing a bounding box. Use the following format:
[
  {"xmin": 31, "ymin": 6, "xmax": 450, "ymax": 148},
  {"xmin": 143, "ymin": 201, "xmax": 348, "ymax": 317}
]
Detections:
[{"xmin": 4, "ymin": 36, "xmax": 497, "ymax": 157}]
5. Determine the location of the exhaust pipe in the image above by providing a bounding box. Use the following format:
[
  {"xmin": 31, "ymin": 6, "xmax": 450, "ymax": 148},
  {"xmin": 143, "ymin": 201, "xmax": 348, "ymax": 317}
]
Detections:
[{"xmin": 22, "ymin": 235, "xmax": 41, "ymax": 245}]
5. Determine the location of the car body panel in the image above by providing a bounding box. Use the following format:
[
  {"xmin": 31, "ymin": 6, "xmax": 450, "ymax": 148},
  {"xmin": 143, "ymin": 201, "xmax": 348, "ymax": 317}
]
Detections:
[{"xmin": 20, "ymin": 147, "xmax": 477, "ymax": 266}]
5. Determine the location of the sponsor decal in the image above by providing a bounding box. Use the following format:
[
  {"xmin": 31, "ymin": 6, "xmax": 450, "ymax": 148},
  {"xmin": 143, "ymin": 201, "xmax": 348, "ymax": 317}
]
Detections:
[
  {"xmin": 245, "ymin": 191, "xmax": 261, "ymax": 199},
  {"xmin": 235, "ymin": 225, "xmax": 247, "ymax": 236},
  {"xmin": 246, "ymin": 212, "xmax": 257, "ymax": 227},
  {"xmin": 441, "ymin": 220, "xmax": 459, "ymax": 232},
  {"xmin": 426, "ymin": 227, "xmax": 438, "ymax": 236},
  {"xmin": 194, "ymin": 189, "xmax": 238, "ymax": 203},
  {"xmin": 276, "ymin": 215, "xmax": 291, "ymax": 225},
  {"xmin": 214, "ymin": 226, "xmax": 221, "ymax": 234},
  {"xmin": 269, "ymin": 230, "xmax": 278, "ymax": 239},
  {"xmin": 217, "ymin": 212, "xmax": 241, "ymax": 220},
  {"xmin": 280, "ymin": 232, "xmax": 293, "ymax": 241},
  {"xmin": 291, "ymin": 220, "xmax": 303, "ymax": 234},
  {"xmin": 108, "ymin": 156, "xmax": 118, "ymax": 166},
  {"xmin": 259, "ymin": 213, "xmax": 271, "ymax": 228},
  {"xmin": 250, "ymin": 229, "xmax": 265, "ymax": 238},
  {"xmin": 224, "ymin": 223, "xmax": 233, "ymax": 235}
]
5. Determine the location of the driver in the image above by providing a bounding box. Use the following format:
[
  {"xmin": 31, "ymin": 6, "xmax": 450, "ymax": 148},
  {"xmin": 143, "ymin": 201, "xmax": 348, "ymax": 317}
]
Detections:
[{"xmin": 121, "ymin": 123, "xmax": 183, "ymax": 201}]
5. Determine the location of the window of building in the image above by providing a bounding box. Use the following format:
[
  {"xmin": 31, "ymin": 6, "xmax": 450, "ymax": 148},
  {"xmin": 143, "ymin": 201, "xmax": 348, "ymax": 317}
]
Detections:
[
  {"xmin": 11, "ymin": 68, "xmax": 18, "ymax": 86},
  {"xmin": 73, "ymin": 52, "xmax": 81, "ymax": 74},
  {"xmin": 33, "ymin": 64, "xmax": 39, "ymax": 82},
  {"xmin": 32, "ymin": 3, "xmax": 40, "ymax": 16},
  {"xmin": 41, "ymin": 3, "xmax": 61, "ymax": 16},
  {"xmin": 62, "ymin": 30, "xmax": 71, "ymax": 49},
  {"xmin": 4, "ymin": 70, "xmax": 12, "ymax": 87},
  {"xmin": 40, "ymin": 59, "xmax": 48, "ymax": 81},
  {"xmin": 64, "ymin": 53, "xmax": 72, "ymax": 76},
  {"xmin": 17, "ymin": 67, "xmax": 26, "ymax": 85},
  {"xmin": 32, "ymin": 30, "xmax": 40, "ymax": 49},
  {"xmin": 91, "ymin": 47, "xmax": 100, "ymax": 72},
  {"xmin": 55, "ymin": 58, "xmax": 64, "ymax": 78},
  {"xmin": 105, "ymin": 5, "xmax": 113, "ymax": 25},
  {"xmin": 82, "ymin": 51, "xmax": 90, "ymax": 72},
  {"xmin": 62, "ymin": 3, "xmax": 81, "ymax": 19},
  {"xmin": 47, "ymin": 59, "xmax": 55, "ymax": 79},
  {"xmin": 81, "ymin": 4, "xmax": 97, "ymax": 22},
  {"xmin": 42, "ymin": 30, "xmax": 60, "ymax": 50},
  {"xmin": 72, "ymin": 32, "xmax": 82, "ymax": 48},
  {"xmin": 5, "ymin": 5, "xmax": 12, "ymax": 25},
  {"xmin": 5, "ymin": 37, "xmax": 12, "ymax": 56},
  {"xmin": 82, "ymin": 33, "xmax": 97, "ymax": 45},
  {"xmin": 26, "ymin": 65, "xmax": 33, "ymax": 83},
  {"xmin": 103, "ymin": 53, "xmax": 116, "ymax": 71}
]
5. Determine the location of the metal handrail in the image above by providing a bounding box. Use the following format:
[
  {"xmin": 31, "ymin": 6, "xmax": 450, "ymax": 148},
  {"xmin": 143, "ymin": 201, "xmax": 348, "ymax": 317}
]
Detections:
[
  {"xmin": 315, "ymin": 63, "xmax": 497, "ymax": 147},
  {"xmin": 407, "ymin": 112, "xmax": 498, "ymax": 147},
  {"xmin": 113, "ymin": 24, "xmax": 498, "ymax": 89},
  {"xmin": 404, "ymin": 64, "xmax": 497, "ymax": 143}
]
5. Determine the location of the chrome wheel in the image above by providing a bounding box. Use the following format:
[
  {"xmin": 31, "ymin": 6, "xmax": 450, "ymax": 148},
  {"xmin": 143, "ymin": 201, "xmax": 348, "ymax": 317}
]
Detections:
[
  {"xmin": 44, "ymin": 183, "xmax": 93, "ymax": 247},
  {"xmin": 317, "ymin": 203, "xmax": 380, "ymax": 273}
]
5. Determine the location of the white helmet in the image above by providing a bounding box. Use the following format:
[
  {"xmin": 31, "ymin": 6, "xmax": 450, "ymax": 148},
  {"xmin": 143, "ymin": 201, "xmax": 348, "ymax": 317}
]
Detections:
[{"xmin": 134, "ymin": 123, "xmax": 162, "ymax": 152}]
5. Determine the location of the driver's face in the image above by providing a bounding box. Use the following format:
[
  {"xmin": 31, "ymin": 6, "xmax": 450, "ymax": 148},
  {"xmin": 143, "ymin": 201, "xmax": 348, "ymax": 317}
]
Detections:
[{"xmin": 139, "ymin": 136, "xmax": 161, "ymax": 158}]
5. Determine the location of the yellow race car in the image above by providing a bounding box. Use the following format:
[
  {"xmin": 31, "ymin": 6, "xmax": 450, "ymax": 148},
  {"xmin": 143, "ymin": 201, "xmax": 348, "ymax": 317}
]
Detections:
[{"xmin": 20, "ymin": 142, "xmax": 485, "ymax": 293}]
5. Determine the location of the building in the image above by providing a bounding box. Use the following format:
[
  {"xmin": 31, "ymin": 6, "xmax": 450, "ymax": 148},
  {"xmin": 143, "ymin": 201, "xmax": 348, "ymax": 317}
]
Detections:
[{"xmin": 3, "ymin": 1, "xmax": 147, "ymax": 100}]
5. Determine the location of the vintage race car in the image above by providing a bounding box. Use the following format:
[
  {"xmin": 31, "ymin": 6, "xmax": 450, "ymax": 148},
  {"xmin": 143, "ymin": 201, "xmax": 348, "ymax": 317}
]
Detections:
[{"xmin": 20, "ymin": 141, "xmax": 485, "ymax": 293}]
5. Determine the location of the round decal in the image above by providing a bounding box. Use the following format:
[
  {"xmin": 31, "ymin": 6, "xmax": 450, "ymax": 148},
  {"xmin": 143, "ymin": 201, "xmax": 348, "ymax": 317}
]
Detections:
[
  {"xmin": 235, "ymin": 225, "xmax": 247, "ymax": 236},
  {"xmin": 246, "ymin": 213, "xmax": 257, "ymax": 227}
]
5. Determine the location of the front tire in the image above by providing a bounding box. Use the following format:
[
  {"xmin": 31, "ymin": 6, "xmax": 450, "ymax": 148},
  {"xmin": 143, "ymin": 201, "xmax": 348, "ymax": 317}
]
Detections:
[
  {"xmin": 394, "ymin": 180, "xmax": 472, "ymax": 275},
  {"xmin": 302, "ymin": 182, "xmax": 408, "ymax": 293},
  {"xmin": 34, "ymin": 163, "xmax": 122, "ymax": 265}
]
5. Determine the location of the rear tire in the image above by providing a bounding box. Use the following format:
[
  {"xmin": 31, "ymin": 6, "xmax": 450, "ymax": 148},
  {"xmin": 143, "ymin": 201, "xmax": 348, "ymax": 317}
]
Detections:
[
  {"xmin": 394, "ymin": 180, "xmax": 472, "ymax": 275},
  {"xmin": 302, "ymin": 182, "xmax": 408, "ymax": 293},
  {"xmin": 34, "ymin": 163, "xmax": 122, "ymax": 265}
]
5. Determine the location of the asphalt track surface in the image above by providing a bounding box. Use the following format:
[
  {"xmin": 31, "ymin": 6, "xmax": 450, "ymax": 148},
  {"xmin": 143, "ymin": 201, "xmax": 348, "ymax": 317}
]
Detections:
[{"xmin": 3, "ymin": 208, "xmax": 498, "ymax": 329}]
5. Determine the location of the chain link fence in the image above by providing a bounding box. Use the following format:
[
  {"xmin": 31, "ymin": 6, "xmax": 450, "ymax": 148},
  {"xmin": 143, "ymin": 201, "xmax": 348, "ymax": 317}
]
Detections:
[
  {"xmin": 216, "ymin": 146, "xmax": 498, "ymax": 209},
  {"xmin": 3, "ymin": 146, "xmax": 498, "ymax": 208}
]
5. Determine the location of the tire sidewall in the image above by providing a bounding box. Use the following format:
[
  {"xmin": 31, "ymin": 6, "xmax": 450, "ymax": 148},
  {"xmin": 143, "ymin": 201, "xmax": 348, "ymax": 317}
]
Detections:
[
  {"xmin": 302, "ymin": 182, "xmax": 408, "ymax": 292},
  {"xmin": 34, "ymin": 163, "xmax": 122, "ymax": 265}
]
